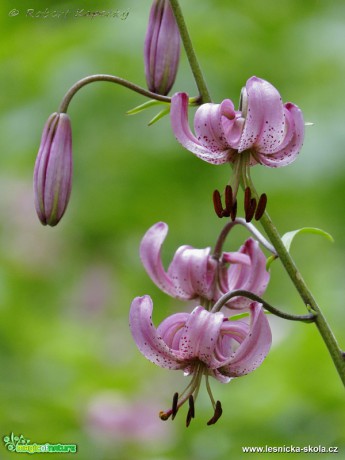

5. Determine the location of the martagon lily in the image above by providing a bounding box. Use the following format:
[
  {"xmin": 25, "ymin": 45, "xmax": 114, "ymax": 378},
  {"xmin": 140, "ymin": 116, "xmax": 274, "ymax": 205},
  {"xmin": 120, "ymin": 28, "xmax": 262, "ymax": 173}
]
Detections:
[
  {"xmin": 170, "ymin": 76, "xmax": 305, "ymax": 218},
  {"xmin": 140, "ymin": 221, "xmax": 270, "ymax": 309},
  {"xmin": 130, "ymin": 295, "xmax": 272, "ymax": 426},
  {"xmin": 34, "ymin": 112, "xmax": 73, "ymax": 226}
]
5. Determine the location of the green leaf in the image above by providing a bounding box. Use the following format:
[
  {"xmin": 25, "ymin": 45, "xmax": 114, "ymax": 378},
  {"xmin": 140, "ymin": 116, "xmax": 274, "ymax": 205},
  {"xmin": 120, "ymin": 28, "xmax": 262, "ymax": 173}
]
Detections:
[
  {"xmin": 148, "ymin": 107, "xmax": 170, "ymax": 126},
  {"xmin": 228, "ymin": 312, "xmax": 250, "ymax": 321},
  {"xmin": 265, "ymin": 227, "xmax": 333, "ymax": 270},
  {"xmin": 266, "ymin": 254, "xmax": 277, "ymax": 271},
  {"xmin": 126, "ymin": 99, "xmax": 168, "ymax": 115},
  {"xmin": 282, "ymin": 227, "xmax": 334, "ymax": 253}
]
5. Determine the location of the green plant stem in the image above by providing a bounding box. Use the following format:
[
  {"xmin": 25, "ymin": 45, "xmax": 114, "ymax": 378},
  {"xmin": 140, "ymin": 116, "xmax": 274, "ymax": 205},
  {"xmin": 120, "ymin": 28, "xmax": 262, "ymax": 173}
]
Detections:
[
  {"xmin": 211, "ymin": 289, "xmax": 316, "ymax": 322},
  {"xmin": 248, "ymin": 178, "xmax": 345, "ymax": 386},
  {"xmin": 171, "ymin": 0, "xmax": 345, "ymax": 385},
  {"xmin": 58, "ymin": 74, "xmax": 172, "ymax": 113},
  {"xmin": 169, "ymin": 0, "xmax": 212, "ymax": 103}
]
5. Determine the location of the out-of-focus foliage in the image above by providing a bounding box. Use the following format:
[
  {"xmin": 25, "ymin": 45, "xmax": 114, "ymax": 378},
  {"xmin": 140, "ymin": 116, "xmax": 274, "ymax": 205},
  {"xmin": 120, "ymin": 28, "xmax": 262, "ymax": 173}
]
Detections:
[{"xmin": 0, "ymin": 0, "xmax": 344, "ymax": 458}]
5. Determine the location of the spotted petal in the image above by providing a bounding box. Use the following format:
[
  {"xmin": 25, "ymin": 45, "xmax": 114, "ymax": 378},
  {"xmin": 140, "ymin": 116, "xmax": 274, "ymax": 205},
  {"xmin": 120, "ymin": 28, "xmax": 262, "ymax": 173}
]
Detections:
[
  {"xmin": 257, "ymin": 102, "xmax": 304, "ymax": 167},
  {"xmin": 177, "ymin": 306, "xmax": 224, "ymax": 365},
  {"xmin": 170, "ymin": 92, "xmax": 230, "ymax": 164},
  {"xmin": 140, "ymin": 222, "xmax": 215, "ymax": 300},
  {"xmin": 129, "ymin": 295, "xmax": 183, "ymax": 369},
  {"xmin": 193, "ymin": 99, "xmax": 235, "ymax": 152},
  {"xmin": 219, "ymin": 303, "xmax": 272, "ymax": 377},
  {"xmin": 238, "ymin": 76, "xmax": 285, "ymax": 154}
]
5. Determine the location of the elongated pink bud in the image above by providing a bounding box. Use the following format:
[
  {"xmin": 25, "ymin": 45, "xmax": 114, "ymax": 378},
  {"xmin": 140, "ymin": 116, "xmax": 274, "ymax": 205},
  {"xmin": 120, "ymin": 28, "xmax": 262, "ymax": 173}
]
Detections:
[
  {"xmin": 33, "ymin": 112, "xmax": 73, "ymax": 226},
  {"xmin": 144, "ymin": 0, "xmax": 180, "ymax": 95}
]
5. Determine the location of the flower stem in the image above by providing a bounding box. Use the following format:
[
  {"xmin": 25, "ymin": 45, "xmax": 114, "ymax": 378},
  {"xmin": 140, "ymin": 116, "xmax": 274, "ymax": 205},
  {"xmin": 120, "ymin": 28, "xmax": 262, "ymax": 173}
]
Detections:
[
  {"xmin": 212, "ymin": 217, "xmax": 277, "ymax": 259},
  {"xmin": 58, "ymin": 74, "xmax": 172, "ymax": 113},
  {"xmin": 247, "ymin": 177, "xmax": 345, "ymax": 386},
  {"xmin": 211, "ymin": 289, "xmax": 316, "ymax": 322},
  {"xmin": 169, "ymin": 0, "xmax": 344, "ymax": 385},
  {"xmin": 169, "ymin": 0, "xmax": 212, "ymax": 103}
]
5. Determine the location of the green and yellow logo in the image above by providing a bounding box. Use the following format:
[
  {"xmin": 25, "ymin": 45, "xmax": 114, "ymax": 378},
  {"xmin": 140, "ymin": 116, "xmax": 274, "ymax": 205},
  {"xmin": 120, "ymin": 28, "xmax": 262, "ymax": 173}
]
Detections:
[{"xmin": 3, "ymin": 433, "xmax": 77, "ymax": 454}]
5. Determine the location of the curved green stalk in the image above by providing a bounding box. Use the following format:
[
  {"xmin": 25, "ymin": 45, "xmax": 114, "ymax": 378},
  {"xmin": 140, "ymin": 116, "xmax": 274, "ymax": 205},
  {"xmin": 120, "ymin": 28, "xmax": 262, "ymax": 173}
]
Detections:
[
  {"xmin": 247, "ymin": 175, "xmax": 345, "ymax": 386},
  {"xmin": 211, "ymin": 289, "xmax": 316, "ymax": 323},
  {"xmin": 58, "ymin": 74, "xmax": 172, "ymax": 113},
  {"xmin": 169, "ymin": 0, "xmax": 212, "ymax": 103}
]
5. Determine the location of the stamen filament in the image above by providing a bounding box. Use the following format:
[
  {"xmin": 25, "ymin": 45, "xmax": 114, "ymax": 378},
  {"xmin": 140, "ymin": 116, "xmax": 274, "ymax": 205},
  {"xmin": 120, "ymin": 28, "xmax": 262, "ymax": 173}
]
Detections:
[
  {"xmin": 159, "ymin": 363, "xmax": 204, "ymax": 421},
  {"xmin": 205, "ymin": 374, "xmax": 216, "ymax": 408},
  {"xmin": 244, "ymin": 187, "xmax": 251, "ymax": 214}
]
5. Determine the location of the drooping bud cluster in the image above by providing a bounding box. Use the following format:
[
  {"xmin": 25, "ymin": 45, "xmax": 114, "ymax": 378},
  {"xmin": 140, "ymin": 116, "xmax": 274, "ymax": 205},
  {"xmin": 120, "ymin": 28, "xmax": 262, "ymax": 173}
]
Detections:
[
  {"xmin": 144, "ymin": 0, "xmax": 181, "ymax": 95},
  {"xmin": 33, "ymin": 112, "xmax": 72, "ymax": 226}
]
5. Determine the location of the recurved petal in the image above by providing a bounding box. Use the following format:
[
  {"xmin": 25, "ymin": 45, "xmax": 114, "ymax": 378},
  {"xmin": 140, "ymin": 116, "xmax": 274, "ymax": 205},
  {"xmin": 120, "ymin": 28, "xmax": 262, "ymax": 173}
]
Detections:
[
  {"xmin": 179, "ymin": 306, "xmax": 224, "ymax": 366},
  {"xmin": 257, "ymin": 102, "xmax": 305, "ymax": 167},
  {"xmin": 140, "ymin": 222, "xmax": 180, "ymax": 298},
  {"xmin": 170, "ymin": 92, "xmax": 230, "ymax": 164},
  {"xmin": 167, "ymin": 245, "xmax": 215, "ymax": 299},
  {"xmin": 221, "ymin": 251, "xmax": 251, "ymax": 265},
  {"xmin": 157, "ymin": 312, "xmax": 190, "ymax": 350},
  {"xmin": 194, "ymin": 99, "xmax": 235, "ymax": 151},
  {"xmin": 129, "ymin": 295, "xmax": 183, "ymax": 369},
  {"xmin": 238, "ymin": 77, "xmax": 285, "ymax": 153},
  {"xmin": 222, "ymin": 113, "xmax": 245, "ymax": 151},
  {"xmin": 220, "ymin": 303, "xmax": 272, "ymax": 377}
]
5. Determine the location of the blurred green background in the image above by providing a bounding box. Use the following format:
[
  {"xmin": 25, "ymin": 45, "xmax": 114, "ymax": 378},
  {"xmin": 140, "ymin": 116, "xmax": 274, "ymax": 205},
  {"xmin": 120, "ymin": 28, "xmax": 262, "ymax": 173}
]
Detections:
[{"xmin": 0, "ymin": 0, "xmax": 344, "ymax": 458}]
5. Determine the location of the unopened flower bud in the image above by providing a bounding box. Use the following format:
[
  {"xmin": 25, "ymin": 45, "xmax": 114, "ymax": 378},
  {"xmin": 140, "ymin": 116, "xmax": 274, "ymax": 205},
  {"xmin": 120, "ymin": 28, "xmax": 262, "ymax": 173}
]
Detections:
[
  {"xmin": 144, "ymin": 0, "xmax": 180, "ymax": 95},
  {"xmin": 33, "ymin": 112, "xmax": 72, "ymax": 226}
]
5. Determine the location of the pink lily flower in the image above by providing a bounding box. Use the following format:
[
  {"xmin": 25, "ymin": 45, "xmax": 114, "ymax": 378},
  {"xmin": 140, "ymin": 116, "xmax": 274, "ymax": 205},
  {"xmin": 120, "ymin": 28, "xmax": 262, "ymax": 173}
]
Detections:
[
  {"xmin": 130, "ymin": 295, "xmax": 272, "ymax": 425},
  {"xmin": 170, "ymin": 77, "xmax": 304, "ymax": 220},
  {"xmin": 170, "ymin": 76, "xmax": 304, "ymax": 168},
  {"xmin": 140, "ymin": 221, "xmax": 269, "ymax": 308}
]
